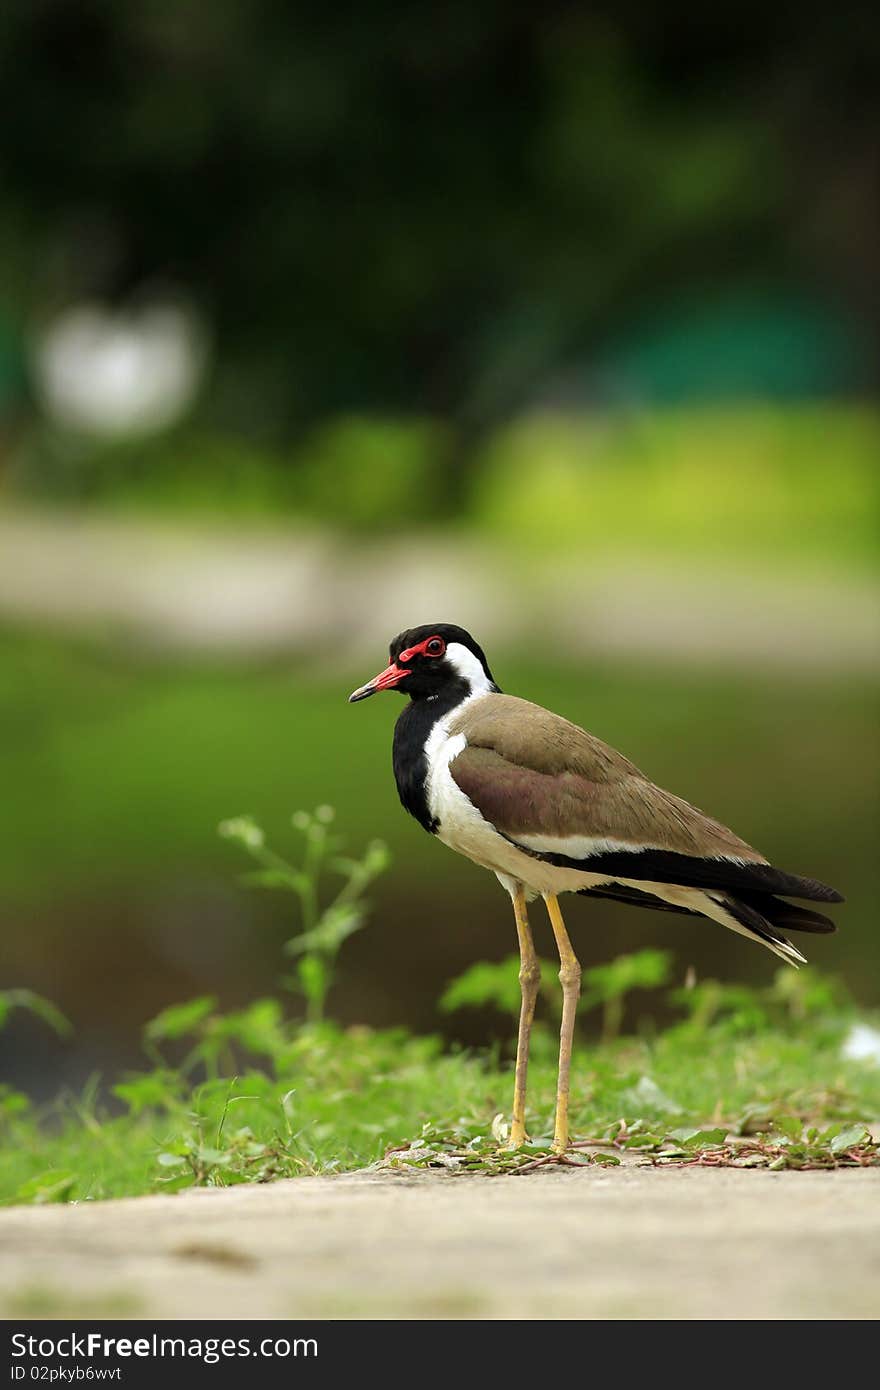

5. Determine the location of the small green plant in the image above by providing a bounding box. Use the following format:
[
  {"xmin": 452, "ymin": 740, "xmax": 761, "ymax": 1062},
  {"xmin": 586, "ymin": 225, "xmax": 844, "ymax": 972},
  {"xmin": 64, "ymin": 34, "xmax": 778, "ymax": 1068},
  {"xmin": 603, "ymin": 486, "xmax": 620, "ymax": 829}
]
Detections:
[
  {"xmin": 140, "ymin": 997, "xmax": 288, "ymax": 1081},
  {"xmin": 0, "ymin": 994, "xmax": 74, "ymax": 1206},
  {"xmin": 439, "ymin": 948, "xmax": 673, "ymax": 1044},
  {"xmin": 438, "ymin": 956, "xmax": 559, "ymax": 1018},
  {"xmin": 669, "ymin": 966, "xmax": 853, "ymax": 1039},
  {"xmin": 582, "ymin": 950, "xmax": 673, "ymax": 1043},
  {"xmin": 219, "ymin": 807, "xmax": 390, "ymax": 1022},
  {"xmin": 0, "ymin": 989, "xmax": 71, "ymax": 1039},
  {"xmin": 2, "ymin": 806, "xmax": 879, "ymax": 1205}
]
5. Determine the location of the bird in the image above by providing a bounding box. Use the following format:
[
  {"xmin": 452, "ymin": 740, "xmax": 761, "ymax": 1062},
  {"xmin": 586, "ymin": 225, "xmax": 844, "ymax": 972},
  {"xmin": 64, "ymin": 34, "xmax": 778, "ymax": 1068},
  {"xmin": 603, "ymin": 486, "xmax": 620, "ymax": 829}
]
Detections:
[{"xmin": 349, "ymin": 623, "xmax": 843, "ymax": 1153}]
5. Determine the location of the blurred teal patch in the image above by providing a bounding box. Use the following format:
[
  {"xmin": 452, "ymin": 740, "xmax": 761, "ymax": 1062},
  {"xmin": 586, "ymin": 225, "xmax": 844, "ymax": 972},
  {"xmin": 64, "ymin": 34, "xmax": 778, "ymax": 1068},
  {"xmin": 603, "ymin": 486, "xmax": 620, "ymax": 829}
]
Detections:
[{"xmin": 595, "ymin": 292, "xmax": 865, "ymax": 402}]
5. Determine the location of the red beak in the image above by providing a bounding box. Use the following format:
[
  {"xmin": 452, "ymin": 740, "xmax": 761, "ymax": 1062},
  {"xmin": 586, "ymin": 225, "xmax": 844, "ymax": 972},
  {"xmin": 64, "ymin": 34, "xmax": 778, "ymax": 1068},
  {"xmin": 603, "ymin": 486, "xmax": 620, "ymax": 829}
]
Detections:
[{"xmin": 348, "ymin": 661, "xmax": 407, "ymax": 703}]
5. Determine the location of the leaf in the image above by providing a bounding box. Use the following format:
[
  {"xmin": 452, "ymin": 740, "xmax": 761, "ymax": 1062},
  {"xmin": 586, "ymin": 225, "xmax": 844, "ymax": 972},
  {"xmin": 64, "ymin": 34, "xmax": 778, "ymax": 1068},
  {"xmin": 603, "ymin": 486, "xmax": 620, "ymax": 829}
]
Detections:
[
  {"xmin": 623, "ymin": 1131, "xmax": 666, "ymax": 1149},
  {"xmin": 0, "ymin": 1085, "xmax": 29, "ymax": 1116},
  {"xmin": 156, "ymin": 1172, "xmax": 196, "ymax": 1193},
  {"xmin": 145, "ymin": 997, "xmax": 217, "ymax": 1042},
  {"xmin": 439, "ymin": 958, "xmax": 522, "ymax": 1015},
  {"xmin": 771, "ymin": 1115, "xmax": 803, "ymax": 1141},
  {"xmin": 0, "ymin": 989, "xmax": 72, "ymax": 1038},
  {"xmin": 621, "ymin": 1076, "xmax": 683, "ymax": 1116},
  {"xmin": 828, "ymin": 1124, "xmax": 870, "ymax": 1155},
  {"xmin": 112, "ymin": 1069, "xmax": 180, "ymax": 1114},
  {"xmin": 297, "ymin": 955, "xmax": 328, "ymax": 1005},
  {"xmin": 670, "ymin": 980, "xmax": 771, "ymax": 1035},
  {"xmin": 736, "ymin": 1110, "xmax": 777, "ymax": 1136},
  {"xmin": 581, "ymin": 950, "xmax": 673, "ymax": 1009},
  {"xmin": 195, "ymin": 1147, "xmax": 232, "ymax": 1166},
  {"xmin": 16, "ymin": 1169, "xmax": 78, "ymax": 1204},
  {"xmin": 221, "ymin": 999, "xmax": 287, "ymax": 1057},
  {"xmin": 157, "ymin": 1151, "xmax": 188, "ymax": 1168},
  {"xmin": 363, "ymin": 840, "xmax": 391, "ymax": 875},
  {"xmin": 285, "ymin": 903, "xmax": 366, "ymax": 957},
  {"xmin": 240, "ymin": 869, "xmax": 309, "ymax": 893},
  {"xmin": 669, "ymin": 1127, "xmax": 727, "ymax": 1149},
  {"xmin": 439, "ymin": 957, "xmax": 556, "ymax": 1017}
]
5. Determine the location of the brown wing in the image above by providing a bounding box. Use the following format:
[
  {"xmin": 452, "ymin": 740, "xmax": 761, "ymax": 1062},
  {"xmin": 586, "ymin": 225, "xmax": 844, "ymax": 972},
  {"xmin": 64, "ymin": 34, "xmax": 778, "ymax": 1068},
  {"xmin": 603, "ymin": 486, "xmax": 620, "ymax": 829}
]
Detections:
[
  {"xmin": 447, "ymin": 695, "xmax": 843, "ymax": 903},
  {"xmin": 447, "ymin": 743, "xmax": 761, "ymax": 860},
  {"xmin": 449, "ymin": 693, "xmax": 643, "ymax": 781}
]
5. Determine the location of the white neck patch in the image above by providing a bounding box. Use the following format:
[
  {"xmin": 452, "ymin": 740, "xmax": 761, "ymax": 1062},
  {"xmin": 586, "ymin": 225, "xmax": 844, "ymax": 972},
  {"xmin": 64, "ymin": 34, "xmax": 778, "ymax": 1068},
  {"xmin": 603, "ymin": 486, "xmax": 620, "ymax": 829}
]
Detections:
[{"xmin": 445, "ymin": 641, "xmax": 494, "ymax": 696}]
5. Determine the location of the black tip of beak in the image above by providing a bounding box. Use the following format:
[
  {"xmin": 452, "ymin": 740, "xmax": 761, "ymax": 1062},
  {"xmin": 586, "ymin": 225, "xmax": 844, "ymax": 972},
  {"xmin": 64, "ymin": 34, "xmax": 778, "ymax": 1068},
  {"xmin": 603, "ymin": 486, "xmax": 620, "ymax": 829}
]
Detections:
[{"xmin": 348, "ymin": 685, "xmax": 375, "ymax": 704}]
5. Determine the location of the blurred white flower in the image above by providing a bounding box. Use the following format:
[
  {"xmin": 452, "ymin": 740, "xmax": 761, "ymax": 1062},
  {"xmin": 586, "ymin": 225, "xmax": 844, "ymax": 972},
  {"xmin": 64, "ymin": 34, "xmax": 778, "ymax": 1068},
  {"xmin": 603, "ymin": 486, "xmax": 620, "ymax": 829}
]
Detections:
[
  {"xmin": 218, "ymin": 816, "xmax": 265, "ymax": 851},
  {"xmin": 841, "ymin": 1023, "xmax": 880, "ymax": 1065},
  {"xmin": 32, "ymin": 297, "xmax": 207, "ymax": 436}
]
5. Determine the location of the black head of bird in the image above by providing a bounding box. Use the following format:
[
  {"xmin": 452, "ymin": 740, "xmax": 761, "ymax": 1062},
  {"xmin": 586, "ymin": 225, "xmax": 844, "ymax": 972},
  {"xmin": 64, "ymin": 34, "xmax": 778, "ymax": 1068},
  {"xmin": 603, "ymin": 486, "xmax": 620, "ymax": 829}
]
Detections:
[
  {"xmin": 350, "ymin": 623, "xmax": 843, "ymax": 1152},
  {"xmin": 349, "ymin": 623, "xmax": 497, "ymax": 705}
]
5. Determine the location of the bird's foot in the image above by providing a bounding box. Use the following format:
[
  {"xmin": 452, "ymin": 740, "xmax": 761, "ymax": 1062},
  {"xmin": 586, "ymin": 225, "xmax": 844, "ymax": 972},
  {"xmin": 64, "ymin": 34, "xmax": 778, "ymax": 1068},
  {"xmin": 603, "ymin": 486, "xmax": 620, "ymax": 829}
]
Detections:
[
  {"xmin": 504, "ymin": 1135, "xmax": 532, "ymax": 1152},
  {"xmin": 502, "ymin": 1116, "xmax": 531, "ymax": 1150}
]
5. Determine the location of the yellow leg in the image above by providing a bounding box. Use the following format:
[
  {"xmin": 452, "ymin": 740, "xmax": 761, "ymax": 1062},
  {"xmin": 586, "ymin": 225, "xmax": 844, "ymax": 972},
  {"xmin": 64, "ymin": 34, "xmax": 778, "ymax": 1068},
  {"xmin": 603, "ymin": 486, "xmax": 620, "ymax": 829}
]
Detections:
[
  {"xmin": 507, "ymin": 885, "xmax": 540, "ymax": 1149},
  {"xmin": 545, "ymin": 893, "xmax": 582, "ymax": 1153}
]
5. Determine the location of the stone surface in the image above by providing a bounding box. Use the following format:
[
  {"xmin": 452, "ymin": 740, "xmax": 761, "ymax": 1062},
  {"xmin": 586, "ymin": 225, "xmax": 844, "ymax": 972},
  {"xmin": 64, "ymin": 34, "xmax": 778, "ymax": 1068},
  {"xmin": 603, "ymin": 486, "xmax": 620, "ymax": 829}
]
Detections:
[{"xmin": 2, "ymin": 1165, "xmax": 878, "ymax": 1320}]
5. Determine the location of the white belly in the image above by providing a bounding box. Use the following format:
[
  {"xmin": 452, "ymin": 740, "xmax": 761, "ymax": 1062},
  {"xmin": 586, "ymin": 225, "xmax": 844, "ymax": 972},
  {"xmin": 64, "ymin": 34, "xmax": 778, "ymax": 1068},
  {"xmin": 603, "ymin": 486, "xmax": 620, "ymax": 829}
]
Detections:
[{"xmin": 424, "ymin": 718, "xmax": 613, "ymax": 900}]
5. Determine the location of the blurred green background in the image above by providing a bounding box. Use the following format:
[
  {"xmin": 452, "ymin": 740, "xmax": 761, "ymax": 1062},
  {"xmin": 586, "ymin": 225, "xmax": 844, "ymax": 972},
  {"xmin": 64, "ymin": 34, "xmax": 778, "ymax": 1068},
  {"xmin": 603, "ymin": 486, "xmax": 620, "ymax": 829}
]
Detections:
[{"xmin": 0, "ymin": 5, "xmax": 877, "ymax": 1093}]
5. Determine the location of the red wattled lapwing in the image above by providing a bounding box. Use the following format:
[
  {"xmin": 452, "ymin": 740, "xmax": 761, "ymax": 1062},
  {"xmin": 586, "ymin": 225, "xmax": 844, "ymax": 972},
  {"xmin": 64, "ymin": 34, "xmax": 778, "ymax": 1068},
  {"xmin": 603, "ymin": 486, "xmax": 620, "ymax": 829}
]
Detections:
[{"xmin": 349, "ymin": 624, "xmax": 843, "ymax": 1152}]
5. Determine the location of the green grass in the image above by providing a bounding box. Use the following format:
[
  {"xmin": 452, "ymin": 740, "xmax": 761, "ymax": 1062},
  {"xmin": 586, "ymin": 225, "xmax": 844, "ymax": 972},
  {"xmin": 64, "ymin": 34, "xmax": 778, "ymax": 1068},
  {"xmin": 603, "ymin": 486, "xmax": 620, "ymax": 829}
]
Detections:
[
  {"xmin": 473, "ymin": 403, "xmax": 880, "ymax": 573},
  {"xmin": 2, "ymin": 968, "xmax": 878, "ymax": 1204}
]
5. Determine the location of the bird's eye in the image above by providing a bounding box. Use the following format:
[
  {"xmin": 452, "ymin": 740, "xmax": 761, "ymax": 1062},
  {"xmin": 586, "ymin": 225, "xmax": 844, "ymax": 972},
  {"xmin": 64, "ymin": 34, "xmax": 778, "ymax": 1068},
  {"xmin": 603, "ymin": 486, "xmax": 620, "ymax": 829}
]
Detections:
[{"xmin": 426, "ymin": 637, "xmax": 445, "ymax": 657}]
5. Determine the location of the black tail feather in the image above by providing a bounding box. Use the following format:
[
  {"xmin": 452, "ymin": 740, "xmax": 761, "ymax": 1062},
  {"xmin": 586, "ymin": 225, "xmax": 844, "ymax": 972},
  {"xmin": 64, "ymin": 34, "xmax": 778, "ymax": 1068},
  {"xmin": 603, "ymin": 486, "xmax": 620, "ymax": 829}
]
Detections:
[
  {"xmin": 578, "ymin": 882, "xmax": 838, "ymax": 936},
  {"xmin": 536, "ymin": 841, "xmax": 845, "ymax": 903},
  {"xmin": 577, "ymin": 883, "xmax": 700, "ymax": 916},
  {"xmin": 735, "ymin": 891, "xmax": 837, "ymax": 935},
  {"xmin": 715, "ymin": 892, "xmax": 807, "ymax": 964}
]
